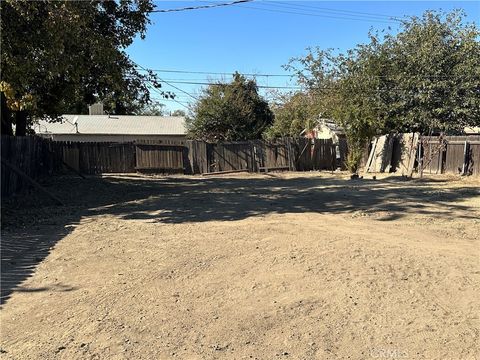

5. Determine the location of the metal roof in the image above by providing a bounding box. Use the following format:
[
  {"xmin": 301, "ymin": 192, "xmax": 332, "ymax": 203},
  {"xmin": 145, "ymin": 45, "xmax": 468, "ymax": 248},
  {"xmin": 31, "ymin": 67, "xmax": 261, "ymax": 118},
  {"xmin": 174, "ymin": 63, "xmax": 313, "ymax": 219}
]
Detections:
[{"xmin": 35, "ymin": 115, "xmax": 186, "ymax": 136}]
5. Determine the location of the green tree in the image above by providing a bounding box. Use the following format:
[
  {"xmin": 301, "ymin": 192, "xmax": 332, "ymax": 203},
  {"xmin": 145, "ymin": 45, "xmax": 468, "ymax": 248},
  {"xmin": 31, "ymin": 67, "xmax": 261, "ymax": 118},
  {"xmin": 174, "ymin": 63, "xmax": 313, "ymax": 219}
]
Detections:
[
  {"xmin": 286, "ymin": 9, "xmax": 480, "ymax": 171},
  {"xmin": 135, "ymin": 101, "xmax": 165, "ymax": 116},
  {"xmin": 264, "ymin": 91, "xmax": 318, "ymax": 139},
  {"xmin": 0, "ymin": 0, "xmax": 172, "ymax": 135},
  {"xmin": 188, "ymin": 73, "xmax": 274, "ymax": 141},
  {"xmin": 171, "ymin": 109, "xmax": 186, "ymax": 117}
]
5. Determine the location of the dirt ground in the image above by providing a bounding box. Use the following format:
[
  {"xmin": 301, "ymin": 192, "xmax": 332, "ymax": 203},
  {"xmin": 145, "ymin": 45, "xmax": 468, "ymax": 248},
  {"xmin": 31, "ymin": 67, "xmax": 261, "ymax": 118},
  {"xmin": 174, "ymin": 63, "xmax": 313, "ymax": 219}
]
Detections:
[{"xmin": 1, "ymin": 171, "xmax": 479, "ymax": 359}]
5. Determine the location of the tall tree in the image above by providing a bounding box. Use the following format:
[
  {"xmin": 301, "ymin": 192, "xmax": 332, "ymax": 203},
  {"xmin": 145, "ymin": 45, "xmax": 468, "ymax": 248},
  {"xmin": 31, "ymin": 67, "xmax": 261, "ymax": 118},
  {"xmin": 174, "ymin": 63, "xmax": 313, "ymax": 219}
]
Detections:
[
  {"xmin": 171, "ymin": 109, "xmax": 186, "ymax": 117},
  {"xmin": 134, "ymin": 101, "xmax": 165, "ymax": 116},
  {"xmin": 264, "ymin": 91, "xmax": 318, "ymax": 139},
  {"xmin": 0, "ymin": 0, "xmax": 171, "ymax": 135},
  {"xmin": 286, "ymin": 9, "xmax": 480, "ymax": 171},
  {"xmin": 188, "ymin": 73, "xmax": 274, "ymax": 141}
]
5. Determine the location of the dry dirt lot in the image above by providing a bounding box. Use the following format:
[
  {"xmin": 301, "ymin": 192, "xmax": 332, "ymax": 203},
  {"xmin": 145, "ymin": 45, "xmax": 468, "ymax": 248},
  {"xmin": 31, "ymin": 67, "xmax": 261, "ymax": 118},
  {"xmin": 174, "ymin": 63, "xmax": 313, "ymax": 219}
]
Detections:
[{"xmin": 1, "ymin": 172, "xmax": 479, "ymax": 359}]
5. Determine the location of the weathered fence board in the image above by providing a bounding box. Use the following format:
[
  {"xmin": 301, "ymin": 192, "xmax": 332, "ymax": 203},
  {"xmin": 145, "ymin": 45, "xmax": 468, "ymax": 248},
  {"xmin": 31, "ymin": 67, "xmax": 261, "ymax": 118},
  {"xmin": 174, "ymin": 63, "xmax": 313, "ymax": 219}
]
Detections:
[
  {"xmin": 1, "ymin": 136, "xmax": 54, "ymax": 197},
  {"xmin": 186, "ymin": 140, "xmax": 209, "ymax": 175},
  {"xmin": 135, "ymin": 141, "xmax": 184, "ymax": 173},
  {"xmin": 312, "ymin": 139, "xmax": 336, "ymax": 170},
  {"xmin": 368, "ymin": 134, "xmax": 480, "ymax": 176},
  {"xmin": 56, "ymin": 142, "xmax": 136, "ymax": 174},
  {"xmin": 3, "ymin": 132, "xmax": 478, "ymax": 199},
  {"xmin": 261, "ymin": 140, "xmax": 292, "ymax": 170},
  {"xmin": 470, "ymin": 143, "xmax": 480, "ymax": 176},
  {"xmin": 210, "ymin": 141, "xmax": 253, "ymax": 172}
]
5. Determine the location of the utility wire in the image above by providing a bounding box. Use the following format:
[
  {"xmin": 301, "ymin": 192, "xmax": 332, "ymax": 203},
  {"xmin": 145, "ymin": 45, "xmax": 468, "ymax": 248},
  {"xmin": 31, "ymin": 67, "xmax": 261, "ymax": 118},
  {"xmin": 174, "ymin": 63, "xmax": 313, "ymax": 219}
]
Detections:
[
  {"xmin": 230, "ymin": 2, "xmax": 400, "ymax": 24},
  {"xmin": 149, "ymin": 0, "xmax": 253, "ymax": 13},
  {"xmin": 149, "ymin": 80, "xmax": 301, "ymax": 90},
  {"xmin": 265, "ymin": 1, "xmax": 404, "ymax": 21},
  {"xmin": 135, "ymin": 67, "xmax": 292, "ymax": 78},
  {"xmin": 133, "ymin": 61, "xmax": 200, "ymax": 101},
  {"xmin": 149, "ymin": 86, "xmax": 192, "ymax": 110},
  {"xmin": 135, "ymin": 76, "xmax": 477, "ymax": 92},
  {"xmin": 158, "ymin": 79, "xmax": 200, "ymax": 101},
  {"xmin": 134, "ymin": 68, "xmax": 462, "ymax": 80},
  {"xmin": 133, "ymin": 61, "xmax": 477, "ymax": 102}
]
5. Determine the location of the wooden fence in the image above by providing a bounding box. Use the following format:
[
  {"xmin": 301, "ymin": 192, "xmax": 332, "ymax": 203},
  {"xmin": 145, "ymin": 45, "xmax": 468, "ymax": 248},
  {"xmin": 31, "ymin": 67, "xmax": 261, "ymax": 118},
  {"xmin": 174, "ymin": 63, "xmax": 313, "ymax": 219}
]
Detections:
[
  {"xmin": 1, "ymin": 136, "xmax": 342, "ymax": 197},
  {"xmin": 422, "ymin": 135, "xmax": 480, "ymax": 176},
  {"xmin": 186, "ymin": 138, "xmax": 336, "ymax": 174},
  {"xmin": 1, "ymin": 136, "xmax": 56, "ymax": 197},
  {"xmin": 135, "ymin": 141, "xmax": 186, "ymax": 173},
  {"xmin": 3, "ymin": 133, "xmax": 477, "ymax": 198},
  {"xmin": 59, "ymin": 142, "xmax": 136, "ymax": 174},
  {"xmin": 365, "ymin": 134, "xmax": 480, "ymax": 176}
]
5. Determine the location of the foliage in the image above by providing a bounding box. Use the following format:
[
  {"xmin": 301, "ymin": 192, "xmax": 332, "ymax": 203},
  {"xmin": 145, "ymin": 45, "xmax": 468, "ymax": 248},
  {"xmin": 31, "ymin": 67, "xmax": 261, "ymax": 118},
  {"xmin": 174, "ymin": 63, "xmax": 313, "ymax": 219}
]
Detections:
[
  {"xmin": 345, "ymin": 147, "xmax": 364, "ymax": 174},
  {"xmin": 171, "ymin": 109, "xmax": 186, "ymax": 117},
  {"xmin": 0, "ymin": 0, "xmax": 172, "ymax": 134},
  {"xmin": 134, "ymin": 101, "xmax": 165, "ymax": 116},
  {"xmin": 263, "ymin": 91, "xmax": 319, "ymax": 139},
  {"xmin": 188, "ymin": 73, "xmax": 274, "ymax": 141},
  {"xmin": 285, "ymin": 9, "xmax": 480, "ymax": 171}
]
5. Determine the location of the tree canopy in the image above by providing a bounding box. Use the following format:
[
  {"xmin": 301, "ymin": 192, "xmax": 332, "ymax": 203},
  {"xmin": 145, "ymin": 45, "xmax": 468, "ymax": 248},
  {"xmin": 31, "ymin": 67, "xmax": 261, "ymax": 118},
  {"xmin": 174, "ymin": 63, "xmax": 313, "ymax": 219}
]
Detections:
[
  {"xmin": 0, "ymin": 0, "xmax": 171, "ymax": 135},
  {"xmin": 274, "ymin": 9, "xmax": 480, "ymax": 168},
  {"xmin": 187, "ymin": 73, "xmax": 274, "ymax": 141},
  {"xmin": 171, "ymin": 109, "xmax": 187, "ymax": 117},
  {"xmin": 134, "ymin": 101, "xmax": 165, "ymax": 116}
]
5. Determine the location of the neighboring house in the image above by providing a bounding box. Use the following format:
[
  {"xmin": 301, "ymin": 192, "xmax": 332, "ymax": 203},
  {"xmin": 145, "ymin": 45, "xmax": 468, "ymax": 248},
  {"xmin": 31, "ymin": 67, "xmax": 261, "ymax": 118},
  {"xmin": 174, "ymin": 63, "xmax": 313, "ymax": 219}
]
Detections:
[
  {"xmin": 302, "ymin": 118, "xmax": 347, "ymax": 168},
  {"xmin": 465, "ymin": 127, "xmax": 480, "ymax": 135},
  {"xmin": 313, "ymin": 119, "xmax": 345, "ymax": 143},
  {"xmin": 35, "ymin": 114, "xmax": 187, "ymax": 144},
  {"xmin": 302, "ymin": 118, "xmax": 345, "ymax": 144}
]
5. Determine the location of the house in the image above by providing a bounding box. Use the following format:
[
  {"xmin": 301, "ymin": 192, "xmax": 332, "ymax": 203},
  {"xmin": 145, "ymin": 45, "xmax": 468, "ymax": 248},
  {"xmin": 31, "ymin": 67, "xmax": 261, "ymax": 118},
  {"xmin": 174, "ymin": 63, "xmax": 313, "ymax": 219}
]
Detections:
[
  {"xmin": 308, "ymin": 118, "xmax": 345, "ymax": 143},
  {"xmin": 465, "ymin": 127, "xmax": 480, "ymax": 135},
  {"xmin": 35, "ymin": 114, "xmax": 187, "ymax": 144},
  {"xmin": 302, "ymin": 118, "xmax": 348, "ymax": 169}
]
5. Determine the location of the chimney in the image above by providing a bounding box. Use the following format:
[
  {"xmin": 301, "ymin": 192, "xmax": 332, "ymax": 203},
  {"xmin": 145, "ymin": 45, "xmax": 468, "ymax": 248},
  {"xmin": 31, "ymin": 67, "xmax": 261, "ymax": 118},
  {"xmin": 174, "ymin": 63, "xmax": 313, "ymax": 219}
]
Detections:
[{"xmin": 88, "ymin": 102, "xmax": 104, "ymax": 115}]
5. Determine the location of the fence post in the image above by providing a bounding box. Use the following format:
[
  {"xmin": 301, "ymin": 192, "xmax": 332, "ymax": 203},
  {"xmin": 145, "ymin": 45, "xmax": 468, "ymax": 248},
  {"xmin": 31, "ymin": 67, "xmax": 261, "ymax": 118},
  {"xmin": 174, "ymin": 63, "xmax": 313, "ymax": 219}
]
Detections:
[
  {"xmin": 418, "ymin": 136, "xmax": 423, "ymax": 178},
  {"xmin": 461, "ymin": 140, "xmax": 469, "ymax": 175}
]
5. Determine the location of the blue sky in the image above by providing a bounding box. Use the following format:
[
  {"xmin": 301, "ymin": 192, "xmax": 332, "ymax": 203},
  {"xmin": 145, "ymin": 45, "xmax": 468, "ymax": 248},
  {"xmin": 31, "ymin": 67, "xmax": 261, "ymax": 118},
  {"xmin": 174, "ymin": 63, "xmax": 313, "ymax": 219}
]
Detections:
[{"xmin": 126, "ymin": 1, "xmax": 480, "ymax": 113}]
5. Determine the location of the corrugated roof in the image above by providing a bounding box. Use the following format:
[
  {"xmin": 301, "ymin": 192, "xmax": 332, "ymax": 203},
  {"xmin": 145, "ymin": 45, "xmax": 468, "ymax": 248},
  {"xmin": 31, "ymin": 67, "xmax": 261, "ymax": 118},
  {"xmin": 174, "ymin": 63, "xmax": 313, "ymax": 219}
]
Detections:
[{"xmin": 35, "ymin": 115, "xmax": 186, "ymax": 135}]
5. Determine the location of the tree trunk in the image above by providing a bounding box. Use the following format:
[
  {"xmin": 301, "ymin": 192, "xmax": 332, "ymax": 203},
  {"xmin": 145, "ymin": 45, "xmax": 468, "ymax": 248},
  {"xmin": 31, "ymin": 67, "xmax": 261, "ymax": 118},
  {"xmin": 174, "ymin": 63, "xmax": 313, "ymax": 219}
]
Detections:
[
  {"xmin": 1, "ymin": 92, "xmax": 13, "ymax": 136},
  {"xmin": 15, "ymin": 110, "xmax": 27, "ymax": 136}
]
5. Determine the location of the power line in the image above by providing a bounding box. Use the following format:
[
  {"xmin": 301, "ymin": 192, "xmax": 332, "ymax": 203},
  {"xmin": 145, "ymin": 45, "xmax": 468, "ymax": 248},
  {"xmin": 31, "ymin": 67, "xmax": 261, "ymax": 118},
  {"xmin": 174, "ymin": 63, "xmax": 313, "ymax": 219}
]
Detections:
[
  {"xmin": 133, "ymin": 68, "xmax": 462, "ymax": 81},
  {"xmin": 149, "ymin": 88, "xmax": 192, "ymax": 110},
  {"xmin": 133, "ymin": 61, "xmax": 200, "ymax": 101},
  {"xmin": 150, "ymin": 79, "xmax": 302, "ymax": 90},
  {"xmin": 133, "ymin": 61, "xmax": 477, "ymax": 103},
  {"xmin": 158, "ymin": 79, "xmax": 200, "ymax": 101},
  {"xmin": 265, "ymin": 1, "xmax": 404, "ymax": 21},
  {"xmin": 134, "ymin": 67, "xmax": 464, "ymax": 81},
  {"xmin": 135, "ymin": 67, "xmax": 292, "ymax": 78},
  {"xmin": 229, "ymin": 2, "xmax": 400, "ymax": 24},
  {"xmin": 149, "ymin": 0, "xmax": 253, "ymax": 13}
]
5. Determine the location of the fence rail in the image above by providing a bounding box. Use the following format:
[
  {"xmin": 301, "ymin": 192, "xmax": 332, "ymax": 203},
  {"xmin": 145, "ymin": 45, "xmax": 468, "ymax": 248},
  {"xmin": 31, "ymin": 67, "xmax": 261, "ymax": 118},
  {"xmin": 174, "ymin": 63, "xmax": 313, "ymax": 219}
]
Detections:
[
  {"xmin": 365, "ymin": 134, "xmax": 480, "ymax": 177},
  {"xmin": 422, "ymin": 136, "xmax": 480, "ymax": 176},
  {"xmin": 1, "ymin": 136, "xmax": 342, "ymax": 197},
  {"xmin": 2, "ymin": 133, "xmax": 479, "ymax": 198}
]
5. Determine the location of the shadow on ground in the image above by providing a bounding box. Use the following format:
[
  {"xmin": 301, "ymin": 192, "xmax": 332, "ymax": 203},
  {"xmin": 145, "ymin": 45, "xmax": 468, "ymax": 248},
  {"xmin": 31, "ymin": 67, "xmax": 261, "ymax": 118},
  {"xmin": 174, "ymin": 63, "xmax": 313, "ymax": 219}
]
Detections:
[
  {"xmin": 86, "ymin": 174, "xmax": 479, "ymax": 224},
  {"xmin": 1, "ymin": 173, "xmax": 479, "ymax": 304}
]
